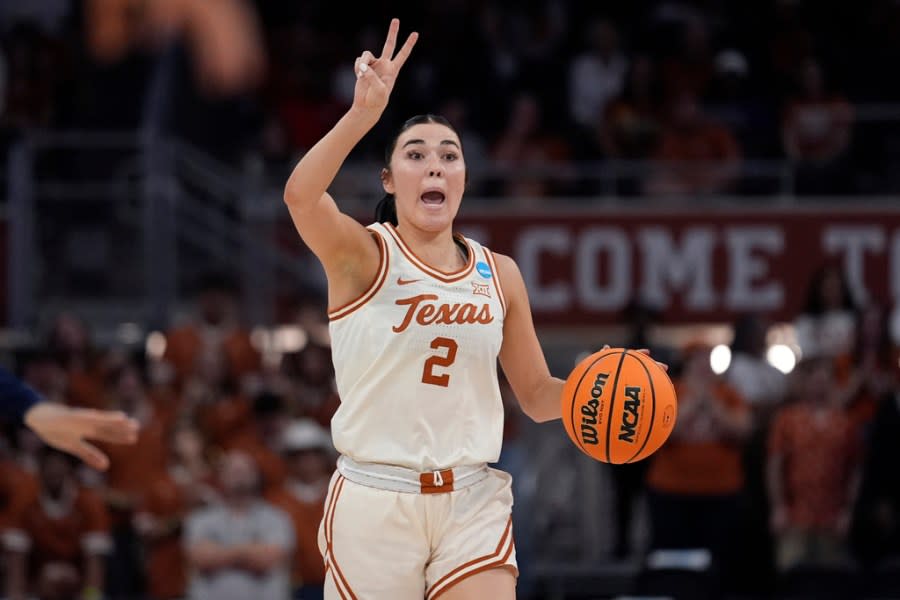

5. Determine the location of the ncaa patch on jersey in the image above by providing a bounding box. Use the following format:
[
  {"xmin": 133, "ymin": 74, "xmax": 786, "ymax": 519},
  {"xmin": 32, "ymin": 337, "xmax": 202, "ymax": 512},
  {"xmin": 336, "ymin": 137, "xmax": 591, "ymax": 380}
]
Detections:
[{"xmin": 476, "ymin": 261, "xmax": 493, "ymax": 278}]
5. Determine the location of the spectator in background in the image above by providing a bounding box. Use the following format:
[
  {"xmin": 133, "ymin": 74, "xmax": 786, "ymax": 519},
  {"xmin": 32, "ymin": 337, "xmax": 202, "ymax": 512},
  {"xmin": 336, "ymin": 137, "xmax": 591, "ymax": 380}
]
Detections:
[
  {"xmin": 18, "ymin": 348, "xmax": 67, "ymax": 406},
  {"xmin": 101, "ymin": 359, "xmax": 178, "ymax": 510},
  {"xmin": 842, "ymin": 303, "xmax": 895, "ymax": 430},
  {"xmin": 0, "ymin": 435, "xmax": 39, "ymax": 600},
  {"xmin": 99, "ymin": 359, "xmax": 179, "ymax": 599},
  {"xmin": 645, "ymin": 343, "xmax": 752, "ymax": 580},
  {"xmin": 568, "ymin": 19, "xmax": 628, "ymax": 132},
  {"xmin": 281, "ymin": 342, "xmax": 339, "ymax": 428},
  {"xmin": 493, "ymin": 372, "xmax": 535, "ymax": 596},
  {"xmin": 164, "ymin": 272, "xmax": 261, "ymax": 399},
  {"xmin": 1, "ymin": 24, "xmax": 60, "ymax": 131},
  {"xmin": 794, "ymin": 264, "xmax": 857, "ymax": 362},
  {"xmin": 607, "ymin": 300, "xmax": 673, "ymax": 560},
  {"xmin": 133, "ymin": 423, "xmax": 218, "ymax": 600},
  {"xmin": 85, "ymin": 0, "xmax": 265, "ymax": 97},
  {"xmin": 599, "ymin": 55, "xmax": 663, "ymax": 161},
  {"xmin": 724, "ymin": 314, "xmax": 785, "ymax": 595},
  {"xmin": 4, "ymin": 447, "xmax": 111, "ymax": 600},
  {"xmin": 706, "ymin": 49, "xmax": 778, "ymax": 161},
  {"xmin": 659, "ymin": 17, "xmax": 714, "ymax": 100},
  {"xmin": 168, "ymin": 423, "xmax": 219, "ymax": 511},
  {"xmin": 437, "ymin": 98, "xmax": 489, "ymax": 195},
  {"xmin": 46, "ymin": 313, "xmax": 107, "ymax": 411},
  {"xmin": 725, "ymin": 314, "xmax": 786, "ymax": 415},
  {"xmin": 185, "ymin": 450, "xmax": 294, "ymax": 600},
  {"xmin": 200, "ymin": 390, "xmax": 288, "ymax": 491},
  {"xmin": 767, "ymin": 357, "xmax": 862, "ymax": 570},
  {"xmin": 645, "ymin": 91, "xmax": 742, "ymax": 195},
  {"xmin": 491, "ymin": 93, "xmax": 572, "ymax": 199},
  {"xmin": 782, "ymin": 59, "xmax": 854, "ymax": 194},
  {"xmin": 851, "ymin": 365, "xmax": 900, "ymax": 565},
  {"xmin": 266, "ymin": 420, "xmax": 334, "ymax": 600}
]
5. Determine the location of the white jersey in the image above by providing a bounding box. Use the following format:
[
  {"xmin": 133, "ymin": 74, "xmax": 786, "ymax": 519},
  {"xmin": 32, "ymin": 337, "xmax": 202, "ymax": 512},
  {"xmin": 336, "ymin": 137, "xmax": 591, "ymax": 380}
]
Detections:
[{"xmin": 327, "ymin": 222, "xmax": 508, "ymax": 471}]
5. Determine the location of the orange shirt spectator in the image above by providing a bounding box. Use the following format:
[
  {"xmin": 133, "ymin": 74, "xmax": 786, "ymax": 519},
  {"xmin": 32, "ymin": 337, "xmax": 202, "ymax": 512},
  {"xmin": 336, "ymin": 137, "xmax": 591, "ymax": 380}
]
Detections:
[
  {"xmin": 47, "ymin": 313, "xmax": 108, "ymax": 410},
  {"xmin": 19, "ymin": 486, "xmax": 111, "ymax": 571},
  {"xmin": 0, "ymin": 459, "xmax": 39, "ymax": 537},
  {"xmin": 265, "ymin": 488, "xmax": 325, "ymax": 588},
  {"xmin": 768, "ymin": 398, "xmax": 861, "ymax": 530},
  {"xmin": 163, "ymin": 273, "xmax": 261, "ymax": 391},
  {"xmin": 136, "ymin": 474, "xmax": 188, "ymax": 600},
  {"xmin": 782, "ymin": 61, "xmax": 853, "ymax": 164},
  {"xmin": 646, "ymin": 93, "xmax": 741, "ymax": 195},
  {"xmin": 265, "ymin": 419, "xmax": 334, "ymax": 594},
  {"xmin": 647, "ymin": 381, "xmax": 751, "ymax": 496},
  {"xmin": 200, "ymin": 393, "xmax": 287, "ymax": 490},
  {"xmin": 164, "ymin": 325, "xmax": 260, "ymax": 387},
  {"xmin": 6, "ymin": 449, "xmax": 111, "ymax": 599},
  {"xmin": 644, "ymin": 344, "xmax": 752, "ymax": 570},
  {"xmin": 100, "ymin": 365, "xmax": 179, "ymax": 514}
]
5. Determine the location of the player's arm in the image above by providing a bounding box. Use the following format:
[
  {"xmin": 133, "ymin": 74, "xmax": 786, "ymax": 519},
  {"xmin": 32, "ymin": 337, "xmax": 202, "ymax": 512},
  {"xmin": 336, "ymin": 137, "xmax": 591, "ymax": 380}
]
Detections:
[
  {"xmin": 186, "ymin": 541, "xmax": 241, "ymax": 572},
  {"xmin": 495, "ymin": 254, "xmax": 564, "ymax": 423},
  {"xmin": 1, "ymin": 366, "xmax": 138, "ymax": 470},
  {"xmin": 282, "ymin": 19, "xmax": 417, "ymax": 292}
]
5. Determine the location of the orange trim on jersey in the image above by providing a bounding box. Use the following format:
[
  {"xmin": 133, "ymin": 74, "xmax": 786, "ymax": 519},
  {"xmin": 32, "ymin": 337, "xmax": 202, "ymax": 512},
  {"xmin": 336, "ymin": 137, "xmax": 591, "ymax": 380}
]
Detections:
[
  {"xmin": 324, "ymin": 476, "xmax": 357, "ymax": 600},
  {"xmin": 426, "ymin": 517, "xmax": 515, "ymax": 600},
  {"xmin": 483, "ymin": 248, "xmax": 507, "ymax": 317},
  {"xmin": 328, "ymin": 233, "xmax": 389, "ymax": 322},
  {"xmin": 384, "ymin": 223, "xmax": 475, "ymax": 283}
]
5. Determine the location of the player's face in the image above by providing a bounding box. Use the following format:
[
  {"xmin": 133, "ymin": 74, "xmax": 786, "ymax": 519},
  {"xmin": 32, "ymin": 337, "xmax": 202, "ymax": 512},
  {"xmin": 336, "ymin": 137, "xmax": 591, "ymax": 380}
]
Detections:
[{"xmin": 384, "ymin": 123, "xmax": 465, "ymax": 233}]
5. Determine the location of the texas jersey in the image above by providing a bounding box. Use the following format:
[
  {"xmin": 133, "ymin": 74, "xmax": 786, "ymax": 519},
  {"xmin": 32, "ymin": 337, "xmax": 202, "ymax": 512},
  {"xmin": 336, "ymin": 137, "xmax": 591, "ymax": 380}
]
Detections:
[{"xmin": 327, "ymin": 222, "xmax": 508, "ymax": 471}]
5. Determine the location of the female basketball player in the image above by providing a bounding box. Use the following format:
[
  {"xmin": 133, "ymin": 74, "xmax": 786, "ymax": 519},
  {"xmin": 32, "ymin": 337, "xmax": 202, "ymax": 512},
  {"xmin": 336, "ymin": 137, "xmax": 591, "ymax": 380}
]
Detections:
[{"xmin": 283, "ymin": 19, "xmax": 662, "ymax": 599}]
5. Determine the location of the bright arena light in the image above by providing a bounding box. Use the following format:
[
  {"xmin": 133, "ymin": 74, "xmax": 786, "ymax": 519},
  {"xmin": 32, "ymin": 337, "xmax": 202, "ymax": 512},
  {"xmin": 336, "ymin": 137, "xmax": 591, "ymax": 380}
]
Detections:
[
  {"xmin": 710, "ymin": 344, "xmax": 732, "ymax": 375},
  {"xmin": 145, "ymin": 332, "xmax": 167, "ymax": 359},
  {"xmin": 767, "ymin": 344, "xmax": 797, "ymax": 374},
  {"xmin": 273, "ymin": 326, "xmax": 308, "ymax": 353}
]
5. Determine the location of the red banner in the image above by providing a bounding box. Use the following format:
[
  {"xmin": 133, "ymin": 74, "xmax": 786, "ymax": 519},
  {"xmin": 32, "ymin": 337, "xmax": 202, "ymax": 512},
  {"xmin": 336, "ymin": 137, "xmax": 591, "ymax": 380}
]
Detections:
[{"xmin": 452, "ymin": 207, "xmax": 900, "ymax": 324}]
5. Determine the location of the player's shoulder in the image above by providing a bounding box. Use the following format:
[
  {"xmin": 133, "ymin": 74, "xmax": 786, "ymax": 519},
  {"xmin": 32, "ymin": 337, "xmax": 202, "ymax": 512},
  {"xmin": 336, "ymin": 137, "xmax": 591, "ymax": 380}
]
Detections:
[{"xmin": 486, "ymin": 251, "xmax": 522, "ymax": 283}]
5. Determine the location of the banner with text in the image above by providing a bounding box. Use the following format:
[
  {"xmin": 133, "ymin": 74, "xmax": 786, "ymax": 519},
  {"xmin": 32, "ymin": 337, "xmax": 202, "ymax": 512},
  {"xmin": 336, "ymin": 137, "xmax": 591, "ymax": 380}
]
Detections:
[{"xmin": 453, "ymin": 208, "xmax": 900, "ymax": 324}]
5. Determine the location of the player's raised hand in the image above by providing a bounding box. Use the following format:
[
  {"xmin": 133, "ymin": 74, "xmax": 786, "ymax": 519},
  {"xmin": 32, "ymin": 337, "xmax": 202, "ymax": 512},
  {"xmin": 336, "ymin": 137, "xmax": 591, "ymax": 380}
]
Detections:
[{"xmin": 352, "ymin": 18, "xmax": 418, "ymax": 115}]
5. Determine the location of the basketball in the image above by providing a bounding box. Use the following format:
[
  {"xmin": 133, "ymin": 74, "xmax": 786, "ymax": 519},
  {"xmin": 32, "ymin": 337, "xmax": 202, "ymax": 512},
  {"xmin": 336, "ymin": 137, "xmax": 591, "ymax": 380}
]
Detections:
[{"xmin": 561, "ymin": 348, "xmax": 677, "ymax": 464}]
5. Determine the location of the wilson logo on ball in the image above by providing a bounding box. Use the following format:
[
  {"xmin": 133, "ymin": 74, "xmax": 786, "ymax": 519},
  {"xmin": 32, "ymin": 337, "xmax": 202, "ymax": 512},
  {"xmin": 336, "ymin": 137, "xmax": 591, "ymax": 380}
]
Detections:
[
  {"xmin": 580, "ymin": 372, "xmax": 609, "ymax": 445},
  {"xmin": 618, "ymin": 386, "xmax": 641, "ymax": 443},
  {"xmin": 561, "ymin": 348, "xmax": 678, "ymax": 464}
]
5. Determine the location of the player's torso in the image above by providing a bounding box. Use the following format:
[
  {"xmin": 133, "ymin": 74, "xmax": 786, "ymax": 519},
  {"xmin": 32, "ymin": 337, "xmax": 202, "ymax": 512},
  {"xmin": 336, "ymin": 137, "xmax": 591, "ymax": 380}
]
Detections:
[{"xmin": 328, "ymin": 222, "xmax": 507, "ymax": 471}]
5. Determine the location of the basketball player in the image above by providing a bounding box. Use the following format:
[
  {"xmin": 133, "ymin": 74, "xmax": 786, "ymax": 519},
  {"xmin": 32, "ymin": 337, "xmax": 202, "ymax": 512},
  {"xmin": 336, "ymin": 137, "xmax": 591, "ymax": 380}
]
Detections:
[
  {"xmin": 2, "ymin": 365, "xmax": 138, "ymax": 470},
  {"xmin": 283, "ymin": 19, "xmax": 663, "ymax": 599}
]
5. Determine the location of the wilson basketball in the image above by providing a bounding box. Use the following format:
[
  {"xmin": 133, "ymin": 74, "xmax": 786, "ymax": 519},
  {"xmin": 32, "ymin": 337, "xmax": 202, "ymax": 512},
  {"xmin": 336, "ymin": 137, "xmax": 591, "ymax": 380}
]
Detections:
[{"xmin": 561, "ymin": 348, "xmax": 677, "ymax": 464}]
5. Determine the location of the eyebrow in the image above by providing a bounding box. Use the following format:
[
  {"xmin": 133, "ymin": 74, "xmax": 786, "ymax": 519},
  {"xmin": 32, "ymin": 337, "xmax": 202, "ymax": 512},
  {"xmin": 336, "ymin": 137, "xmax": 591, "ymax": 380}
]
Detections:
[{"xmin": 401, "ymin": 139, "xmax": 461, "ymax": 149}]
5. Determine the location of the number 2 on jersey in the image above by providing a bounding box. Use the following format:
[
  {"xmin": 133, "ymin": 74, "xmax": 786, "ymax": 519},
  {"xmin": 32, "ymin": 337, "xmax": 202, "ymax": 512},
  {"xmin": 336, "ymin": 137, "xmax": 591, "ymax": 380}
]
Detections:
[{"xmin": 422, "ymin": 337, "xmax": 458, "ymax": 387}]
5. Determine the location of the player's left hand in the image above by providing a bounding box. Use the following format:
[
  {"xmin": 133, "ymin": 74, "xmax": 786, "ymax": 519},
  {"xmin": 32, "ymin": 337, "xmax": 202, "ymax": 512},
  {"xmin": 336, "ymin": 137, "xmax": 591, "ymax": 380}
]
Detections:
[
  {"xmin": 602, "ymin": 345, "xmax": 669, "ymax": 372},
  {"xmin": 24, "ymin": 403, "xmax": 139, "ymax": 470}
]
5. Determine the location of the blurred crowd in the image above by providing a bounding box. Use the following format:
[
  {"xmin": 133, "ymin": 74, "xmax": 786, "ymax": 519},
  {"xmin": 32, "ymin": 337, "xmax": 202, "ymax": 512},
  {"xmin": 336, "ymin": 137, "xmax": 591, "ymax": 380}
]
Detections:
[
  {"xmin": 0, "ymin": 263, "xmax": 897, "ymax": 599},
  {"xmin": 1, "ymin": 274, "xmax": 344, "ymax": 600},
  {"xmin": 3, "ymin": 0, "xmax": 900, "ymax": 195},
  {"xmin": 605, "ymin": 263, "xmax": 900, "ymax": 597},
  {"xmin": 2, "ymin": 0, "xmax": 900, "ymax": 599}
]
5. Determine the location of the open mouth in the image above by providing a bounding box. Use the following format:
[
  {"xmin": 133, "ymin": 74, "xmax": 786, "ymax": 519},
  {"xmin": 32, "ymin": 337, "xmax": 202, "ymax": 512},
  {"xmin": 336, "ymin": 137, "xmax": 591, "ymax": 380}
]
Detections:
[{"xmin": 420, "ymin": 190, "xmax": 446, "ymax": 205}]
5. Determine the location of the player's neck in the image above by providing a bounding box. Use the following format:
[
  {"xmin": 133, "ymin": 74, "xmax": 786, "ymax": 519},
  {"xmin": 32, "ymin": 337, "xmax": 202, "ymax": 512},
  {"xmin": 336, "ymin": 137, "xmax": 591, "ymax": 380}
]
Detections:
[{"xmin": 395, "ymin": 224, "xmax": 466, "ymax": 271}]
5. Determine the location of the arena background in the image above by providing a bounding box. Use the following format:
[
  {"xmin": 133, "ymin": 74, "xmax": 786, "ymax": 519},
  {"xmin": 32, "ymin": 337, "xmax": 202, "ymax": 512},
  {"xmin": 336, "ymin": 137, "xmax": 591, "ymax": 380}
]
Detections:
[{"xmin": 2, "ymin": 1, "xmax": 900, "ymax": 599}]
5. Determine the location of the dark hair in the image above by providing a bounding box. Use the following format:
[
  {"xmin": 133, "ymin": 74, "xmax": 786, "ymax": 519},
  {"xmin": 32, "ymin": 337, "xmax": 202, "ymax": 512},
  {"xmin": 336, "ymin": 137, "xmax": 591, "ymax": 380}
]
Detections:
[
  {"xmin": 196, "ymin": 270, "xmax": 239, "ymax": 296},
  {"xmin": 730, "ymin": 313, "xmax": 766, "ymax": 357},
  {"xmin": 803, "ymin": 264, "xmax": 856, "ymax": 315},
  {"xmin": 375, "ymin": 114, "xmax": 460, "ymax": 226}
]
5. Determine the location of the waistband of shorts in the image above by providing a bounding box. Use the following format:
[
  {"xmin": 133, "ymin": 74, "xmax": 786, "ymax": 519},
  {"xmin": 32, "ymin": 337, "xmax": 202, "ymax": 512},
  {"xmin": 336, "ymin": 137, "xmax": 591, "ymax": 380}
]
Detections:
[{"xmin": 336, "ymin": 455, "xmax": 490, "ymax": 494}]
